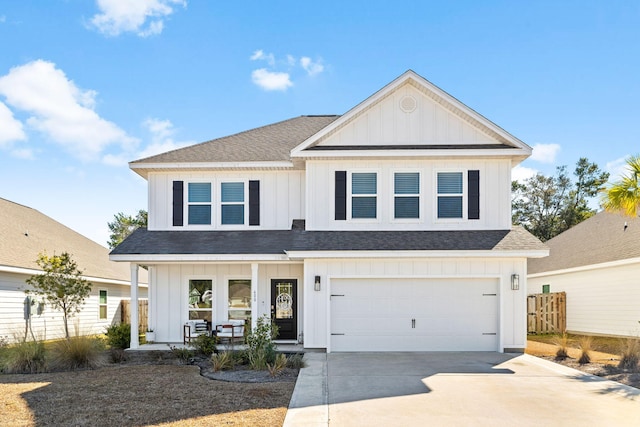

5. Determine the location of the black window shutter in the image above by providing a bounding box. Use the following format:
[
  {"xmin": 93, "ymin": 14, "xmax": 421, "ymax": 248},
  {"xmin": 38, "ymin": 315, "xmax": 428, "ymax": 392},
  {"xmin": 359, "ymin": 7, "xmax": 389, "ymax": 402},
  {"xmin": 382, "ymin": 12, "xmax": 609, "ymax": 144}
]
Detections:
[
  {"xmin": 249, "ymin": 180, "xmax": 260, "ymax": 226},
  {"xmin": 468, "ymin": 170, "xmax": 480, "ymax": 220},
  {"xmin": 172, "ymin": 181, "xmax": 184, "ymax": 226},
  {"xmin": 335, "ymin": 171, "xmax": 347, "ymax": 220}
]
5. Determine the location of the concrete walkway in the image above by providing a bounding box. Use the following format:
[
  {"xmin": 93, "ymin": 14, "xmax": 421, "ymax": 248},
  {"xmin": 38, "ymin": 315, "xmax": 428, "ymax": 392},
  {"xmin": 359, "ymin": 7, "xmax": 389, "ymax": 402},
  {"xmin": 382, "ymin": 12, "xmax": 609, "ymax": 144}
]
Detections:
[{"xmin": 283, "ymin": 352, "xmax": 640, "ymax": 427}]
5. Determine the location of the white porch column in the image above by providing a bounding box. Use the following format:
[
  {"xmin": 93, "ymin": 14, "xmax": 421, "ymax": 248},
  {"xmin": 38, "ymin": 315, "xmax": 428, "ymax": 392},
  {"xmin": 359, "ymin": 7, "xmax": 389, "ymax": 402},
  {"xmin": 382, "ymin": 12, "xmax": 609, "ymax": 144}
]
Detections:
[
  {"xmin": 130, "ymin": 263, "xmax": 139, "ymax": 349},
  {"xmin": 251, "ymin": 263, "xmax": 258, "ymax": 331},
  {"xmin": 147, "ymin": 266, "xmax": 154, "ymax": 333}
]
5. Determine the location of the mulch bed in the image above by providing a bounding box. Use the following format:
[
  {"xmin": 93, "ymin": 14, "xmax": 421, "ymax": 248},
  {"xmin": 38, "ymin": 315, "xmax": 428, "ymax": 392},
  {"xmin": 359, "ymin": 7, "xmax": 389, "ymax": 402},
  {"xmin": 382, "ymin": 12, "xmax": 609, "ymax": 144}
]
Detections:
[{"xmin": 538, "ymin": 355, "xmax": 640, "ymax": 389}]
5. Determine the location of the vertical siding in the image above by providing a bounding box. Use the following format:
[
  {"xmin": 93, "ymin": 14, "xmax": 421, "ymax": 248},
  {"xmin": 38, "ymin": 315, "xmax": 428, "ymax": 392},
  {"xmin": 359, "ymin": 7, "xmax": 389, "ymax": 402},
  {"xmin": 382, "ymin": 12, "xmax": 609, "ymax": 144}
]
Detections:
[
  {"xmin": 0, "ymin": 271, "xmax": 147, "ymax": 343},
  {"xmin": 528, "ymin": 263, "xmax": 640, "ymax": 337},
  {"xmin": 306, "ymin": 159, "xmax": 512, "ymax": 231}
]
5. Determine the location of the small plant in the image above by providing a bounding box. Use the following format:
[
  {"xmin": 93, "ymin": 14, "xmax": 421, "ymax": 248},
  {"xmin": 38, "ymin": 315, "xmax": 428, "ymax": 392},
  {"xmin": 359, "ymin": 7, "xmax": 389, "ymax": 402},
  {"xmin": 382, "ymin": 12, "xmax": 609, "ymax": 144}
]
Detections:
[
  {"xmin": 618, "ymin": 338, "xmax": 640, "ymax": 370},
  {"xmin": 105, "ymin": 323, "xmax": 131, "ymax": 349},
  {"xmin": 577, "ymin": 336, "xmax": 592, "ymax": 365},
  {"xmin": 245, "ymin": 315, "xmax": 278, "ymax": 370},
  {"xmin": 211, "ymin": 351, "xmax": 235, "ymax": 372},
  {"xmin": 50, "ymin": 336, "xmax": 104, "ymax": 370},
  {"xmin": 554, "ymin": 333, "xmax": 570, "ymax": 360},
  {"xmin": 286, "ymin": 353, "xmax": 306, "ymax": 369},
  {"xmin": 267, "ymin": 353, "xmax": 288, "ymax": 377},
  {"xmin": 4, "ymin": 340, "xmax": 47, "ymax": 373},
  {"xmin": 109, "ymin": 348, "xmax": 128, "ymax": 363},
  {"xmin": 169, "ymin": 345, "xmax": 194, "ymax": 363},
  {"xmin": 191, "ymin": 334, "xmax": 217, "ymax": 357}
]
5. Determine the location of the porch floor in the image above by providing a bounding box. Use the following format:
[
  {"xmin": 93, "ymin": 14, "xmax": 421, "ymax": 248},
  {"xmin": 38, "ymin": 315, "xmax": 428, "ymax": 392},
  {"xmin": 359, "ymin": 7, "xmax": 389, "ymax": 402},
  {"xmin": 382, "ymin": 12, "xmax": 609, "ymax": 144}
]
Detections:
[{"xmin": 130, "ymin": 342, "xmax": 306, "ymax": 353}]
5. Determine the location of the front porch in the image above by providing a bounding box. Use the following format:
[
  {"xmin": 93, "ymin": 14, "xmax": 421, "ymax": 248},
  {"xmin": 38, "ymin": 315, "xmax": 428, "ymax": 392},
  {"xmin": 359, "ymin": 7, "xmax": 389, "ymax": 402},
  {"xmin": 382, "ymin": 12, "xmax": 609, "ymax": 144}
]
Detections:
[{"xmin": 128, "ymin": 341, "xmax": 307, "ymax": 353}]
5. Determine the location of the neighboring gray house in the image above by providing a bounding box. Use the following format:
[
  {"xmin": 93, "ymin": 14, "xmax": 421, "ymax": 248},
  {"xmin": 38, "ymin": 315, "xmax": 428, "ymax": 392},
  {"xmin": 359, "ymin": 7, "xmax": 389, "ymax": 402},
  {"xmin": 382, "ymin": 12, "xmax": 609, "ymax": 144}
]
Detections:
[
  {"xmin": 528, "ymin": 211, "xmax": 640, "ymax": 338},
  {"xmin": 0, "ymin": 198, "xmax": 147, "ymax": 342},
  {"xmin": 111, "ymin": 70, "xmax": 548, "ymax": 352}
]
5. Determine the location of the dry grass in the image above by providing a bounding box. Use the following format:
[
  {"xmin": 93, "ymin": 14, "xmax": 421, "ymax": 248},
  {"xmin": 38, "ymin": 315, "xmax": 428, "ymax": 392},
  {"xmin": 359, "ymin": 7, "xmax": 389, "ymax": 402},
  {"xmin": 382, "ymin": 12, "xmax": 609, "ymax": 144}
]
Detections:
[
  {"xmin": 577, "ymin": 336, "xmax": 593, "ymax": 365},
  {"xmin": 0, "ymin": 364, "xmax": 294, "ymax": 426},
  {"xmin": 553, "ymin": 333, "xmax": 570, "ymax": 360}
]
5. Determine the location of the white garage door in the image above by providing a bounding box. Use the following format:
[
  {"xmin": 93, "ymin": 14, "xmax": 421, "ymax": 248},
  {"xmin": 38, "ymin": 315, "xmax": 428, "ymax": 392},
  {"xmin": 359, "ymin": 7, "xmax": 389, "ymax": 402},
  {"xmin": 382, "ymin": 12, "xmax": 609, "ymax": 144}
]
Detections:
[{"xmin": 330, "ymin": 278, "xmax": 499, "ymax": 352}]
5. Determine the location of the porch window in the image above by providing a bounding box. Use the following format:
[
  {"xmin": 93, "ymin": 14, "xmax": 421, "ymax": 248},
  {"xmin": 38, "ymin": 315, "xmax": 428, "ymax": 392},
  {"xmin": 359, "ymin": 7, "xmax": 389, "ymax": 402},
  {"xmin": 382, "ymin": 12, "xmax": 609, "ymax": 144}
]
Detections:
[
  {"xmin": 437, "ymin": 172, "xmax": 463, "ymax": 218},
  {"xmin": 394, "ymin": 172, "xmax": 420, "ymax": 219},
  {"xmin": 188, "ymin": 183, "xmax": 212, "ymax": 225},
  {"xmin": 221, "ymin": 182, "xmax": 245, "ymax": 225},
  {"xmin": 189, "ymin": 279, "xmax": 213, "ymax": 322},
  {"xmin": 99, "ymin": 290, "xmax": 107, "ymax": 320},
  {"xmin": 351, "ymin": 172, "xmax": 377, "ymax": 219},
  {"xmin": 228, "ymin": 279, "xmax": 251, "ymax": 321}
]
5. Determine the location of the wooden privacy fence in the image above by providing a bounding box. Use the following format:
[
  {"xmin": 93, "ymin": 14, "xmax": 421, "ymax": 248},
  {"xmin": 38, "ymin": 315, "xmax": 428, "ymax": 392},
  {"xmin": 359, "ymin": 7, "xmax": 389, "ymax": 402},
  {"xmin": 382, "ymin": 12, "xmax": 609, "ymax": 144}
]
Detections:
[
  {"xmin": 527, "ymin": 292, "xmax": 566, "ymax": 334},
  {"xmin": 120, "ymin": 300, "xmax": 148, "ymax": 333}
]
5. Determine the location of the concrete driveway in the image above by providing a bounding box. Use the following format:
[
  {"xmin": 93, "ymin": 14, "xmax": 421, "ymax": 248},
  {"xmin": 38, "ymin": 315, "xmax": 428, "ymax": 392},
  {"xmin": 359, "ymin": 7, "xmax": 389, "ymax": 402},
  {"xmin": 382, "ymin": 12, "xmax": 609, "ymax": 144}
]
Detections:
[{"xmin": 284, "ymin": 352, "xmax": 640, "ymax": 426}]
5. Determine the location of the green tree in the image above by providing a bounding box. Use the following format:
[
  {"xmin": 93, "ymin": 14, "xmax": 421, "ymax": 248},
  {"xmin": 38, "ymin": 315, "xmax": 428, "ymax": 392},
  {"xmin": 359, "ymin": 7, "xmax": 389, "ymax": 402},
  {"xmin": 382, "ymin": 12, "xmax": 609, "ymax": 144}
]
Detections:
[
  {"xmin": 26, "ymin": 252, "xmax": 92, "ymax": 339},
  {"xmin": 512, "ymin": 158, "xmax": 609, "ymax": 241},
  {"xmin": 601, "ymin": 155, "xmax": 640, "ymax": 217},
  {"xmin": 107, "ymin": 210, "xmax": 147, "ymax": 249}
]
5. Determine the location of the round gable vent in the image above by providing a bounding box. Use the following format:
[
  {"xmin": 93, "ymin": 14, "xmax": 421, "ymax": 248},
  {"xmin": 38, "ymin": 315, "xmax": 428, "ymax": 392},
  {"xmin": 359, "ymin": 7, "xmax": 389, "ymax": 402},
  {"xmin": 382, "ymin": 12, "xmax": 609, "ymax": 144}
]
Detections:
[{"xmin": 400, "ymin": 95, "xmax": 417, "ymax": 113}]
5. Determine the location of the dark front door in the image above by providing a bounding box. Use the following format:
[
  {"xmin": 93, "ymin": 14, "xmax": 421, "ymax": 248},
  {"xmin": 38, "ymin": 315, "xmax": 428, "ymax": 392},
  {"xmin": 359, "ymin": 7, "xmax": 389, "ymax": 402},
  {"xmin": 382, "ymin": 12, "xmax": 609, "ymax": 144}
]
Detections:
[{"xmin": 271, "ymin": 279, "xmax": 297, "ymax": 340}]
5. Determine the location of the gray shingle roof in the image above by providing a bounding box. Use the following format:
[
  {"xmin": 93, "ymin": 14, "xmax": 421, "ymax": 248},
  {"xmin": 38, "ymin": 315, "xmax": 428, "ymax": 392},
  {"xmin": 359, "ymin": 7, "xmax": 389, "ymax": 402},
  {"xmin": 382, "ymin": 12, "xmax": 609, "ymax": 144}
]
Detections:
[
  {"xmin": 110, "ymin": 226, "xmax": 546, "ymax": 256},
  {"xmin": 131, "ymin": 115, "xmax": 340, "ymax": 164},
  {"xmin": 528, "ymin": 211, "xmax": 640, "ymax": 274},
  {"xmin": 0, "ymin": 198, "xmax": 147, "ymax": 283}
]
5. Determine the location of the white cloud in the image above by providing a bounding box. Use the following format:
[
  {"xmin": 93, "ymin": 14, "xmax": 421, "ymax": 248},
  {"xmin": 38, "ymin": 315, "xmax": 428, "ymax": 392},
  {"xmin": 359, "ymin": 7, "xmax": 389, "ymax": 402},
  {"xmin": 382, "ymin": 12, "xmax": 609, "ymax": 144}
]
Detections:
[
  {"xmin": 286, "ymin": 55, "xmax": 296, "ymax": 66},
  {"xmin": 0, "ymin": 101, "xmax": 26, "ymax": 146},
  {"xmin": 530, "ymin": 143, "xmax": 561, "ymax": 163},
  {"xmin": 10, "ymin": 148, "xmax": 34, "ymax": 159},
  {"xmin": 250, "ymin": 49, "xmax": 275, "ymax": 67},
  {"xmin": 0, "ymin": 60, "xmax": 137, "ymax": 161},
  {"xmin": 251, "ymin": 68, "xmax": 293, "ymax": 91},
  {"xmin": 90, "ymin": 0, "xmax": 186, "ymax": 37},
  {"xmin": 512, "ymin": 165, "xmax": 538, "ymax": 183},
  {"xmin": 300, "ymin": 57, "xmax": 324, "ymax": 76},
  {"xmin": 606, "ymin": 156, "xmax": 631, "ymax": 181}
]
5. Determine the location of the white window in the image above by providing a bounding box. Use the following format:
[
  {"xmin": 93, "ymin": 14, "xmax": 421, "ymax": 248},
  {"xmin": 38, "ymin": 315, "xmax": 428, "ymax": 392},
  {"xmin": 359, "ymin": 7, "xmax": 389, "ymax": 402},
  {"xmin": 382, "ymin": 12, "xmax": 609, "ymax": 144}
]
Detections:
[
  {"xmin": 221, "ymin": 182, "xmax": 245, "ymax": 225},
  {"xmin": 188, "ymin": 279, "xmax": 213, "ymax": 322},
  {"xmin": 188, "ymin": 182, "xmax": 212, "ymax": 225},
  {"xmin": 228, "ymin": 279, "xmax": 251, "ymax": 320},
  {"xmin": 351, "ymin": 172, "xmax": 377, "ymax": 219},
  {"xmin": 437, "ymin": 172, "xmax": 463, "ymax": 219},
  {"xmin": 99, "ymin": 290, "xmax": 107, "ymax": 320},
  {"xmin": 394, "ymin": 172, "xmax": 420, "ymax": 219}
]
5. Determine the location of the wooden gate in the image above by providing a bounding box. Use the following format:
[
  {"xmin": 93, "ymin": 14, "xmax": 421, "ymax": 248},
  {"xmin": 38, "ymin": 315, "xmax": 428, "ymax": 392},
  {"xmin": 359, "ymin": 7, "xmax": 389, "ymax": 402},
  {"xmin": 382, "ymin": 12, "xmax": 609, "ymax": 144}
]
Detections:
[
  {"xmin": 527, "ymin": 292, "xmax": 566, "ymax": 334},
  {"xmin": 120, "ymin": 299, "xmax": 148, "ymax": 333}
]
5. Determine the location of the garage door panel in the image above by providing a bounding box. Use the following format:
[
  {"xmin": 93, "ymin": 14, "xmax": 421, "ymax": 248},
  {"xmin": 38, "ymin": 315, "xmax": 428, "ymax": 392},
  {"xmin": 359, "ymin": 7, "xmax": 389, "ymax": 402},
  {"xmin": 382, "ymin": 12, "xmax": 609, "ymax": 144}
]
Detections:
[{"xmin": 331, "ymin": 278, "xmax": 499, "ymax": 352}]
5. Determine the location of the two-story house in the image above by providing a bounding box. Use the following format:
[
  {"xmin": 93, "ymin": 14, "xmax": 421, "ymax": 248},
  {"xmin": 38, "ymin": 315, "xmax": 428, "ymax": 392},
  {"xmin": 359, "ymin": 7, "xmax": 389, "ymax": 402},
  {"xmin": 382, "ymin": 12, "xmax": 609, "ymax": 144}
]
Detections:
[{"xmin": 110, "ymin": 70, "xmax": 548, "ymax": 352}]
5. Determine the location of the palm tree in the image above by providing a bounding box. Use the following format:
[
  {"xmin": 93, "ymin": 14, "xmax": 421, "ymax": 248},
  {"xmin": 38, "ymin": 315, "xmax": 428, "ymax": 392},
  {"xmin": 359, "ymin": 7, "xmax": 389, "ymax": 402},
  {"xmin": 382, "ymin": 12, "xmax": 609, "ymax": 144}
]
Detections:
[{"xmin": 601, "ymin": 155, "xmax": 640, "ymax": 217}]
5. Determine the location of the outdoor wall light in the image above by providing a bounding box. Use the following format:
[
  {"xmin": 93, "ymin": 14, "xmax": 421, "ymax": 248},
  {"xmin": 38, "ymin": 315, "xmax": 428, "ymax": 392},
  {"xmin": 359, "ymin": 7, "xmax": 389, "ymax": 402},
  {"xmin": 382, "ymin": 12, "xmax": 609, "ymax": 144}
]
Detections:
[
  {"xmin": 314, "ymin": 275, "xmax": 321, "ymax": 291},
  {"xmin": 511, "ymin": 274, "xmax": 520, "ymax": 290}
]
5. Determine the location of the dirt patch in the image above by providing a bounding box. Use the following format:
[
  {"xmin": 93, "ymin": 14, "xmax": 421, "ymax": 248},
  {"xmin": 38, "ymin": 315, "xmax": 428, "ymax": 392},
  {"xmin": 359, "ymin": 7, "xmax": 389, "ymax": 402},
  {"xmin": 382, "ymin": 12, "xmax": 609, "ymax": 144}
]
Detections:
[
  {"xmin": 0, "ymin": 351, "xmax": 297, "ymax": 426},
  {"xmin": 526, "ymin": 339, "xmax": 640, "ymax": 390}
]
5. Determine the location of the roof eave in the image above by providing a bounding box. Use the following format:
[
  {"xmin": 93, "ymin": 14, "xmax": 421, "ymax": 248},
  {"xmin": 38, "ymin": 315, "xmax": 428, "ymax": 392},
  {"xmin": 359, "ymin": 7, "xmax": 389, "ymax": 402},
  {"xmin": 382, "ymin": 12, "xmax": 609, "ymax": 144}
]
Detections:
[
  {"xmin": 130, "ymin": 161, "xmax": 296, "ymax": 178},
  {"xmin": 292, "ymin": 148, "xmax": 531, "ymax": 160}
]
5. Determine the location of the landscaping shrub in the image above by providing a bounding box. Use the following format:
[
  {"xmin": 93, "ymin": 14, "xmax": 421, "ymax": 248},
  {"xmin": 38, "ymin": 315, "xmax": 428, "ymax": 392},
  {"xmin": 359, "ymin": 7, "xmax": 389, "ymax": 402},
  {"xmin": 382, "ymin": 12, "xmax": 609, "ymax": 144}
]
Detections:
[
  {"xmin": 109, "ymin": 348, "xmax": 128, "ymax": 363},
  {"xmin": 619, "ymin": 339, "xmax": 640, "ymax": 370},
  {"xmin": 211, "ymin": 351, "xmax": 234, "ymax": 372},
  {"xmin": 169, "ymin": 345, "xmax": 194, "ymax": 363},
  {"xmin": 245, "ymin": 315, "xmax": 278, "ymax": 370},
  {"xmin": 286, "ymin": 353, "xmax": 306, "ymax": 369},
  {"xmin": 554, "ymin": 333, "xmax": 570, "ymax": 360},
  {"xmin": 105, "ymin": 323, "xmax": 131, "ymax": 349},
  {"xmin": 267, "ymin": 353, "xmax": 288, "ymax": 377},
  {"xmin": 578, "ymin": 336, "xmax": 592, "ymax": 365},
  {"xmin": 50, "ymin": 336, "xmax": 104, "ymax": 370},
  {"xmin": 4, "ymin": 340, "xmax": 47, "ymax": 373},
  {"xmin": 191, "ymin": 333, "xmax": 217, "ymax": 357}
]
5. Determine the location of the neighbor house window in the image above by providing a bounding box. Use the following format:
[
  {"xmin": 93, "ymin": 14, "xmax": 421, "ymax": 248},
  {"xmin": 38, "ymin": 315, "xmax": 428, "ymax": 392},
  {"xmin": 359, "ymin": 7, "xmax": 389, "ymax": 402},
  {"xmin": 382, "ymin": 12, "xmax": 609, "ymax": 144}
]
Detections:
[
  {"xmin": 437, "ymin": 172, "xmax": 463, "ymax": 218},
  {"xmin": 351, "ymin": 172, "xmax": 377, "ymax": 219},
  {"xmin": 188, "ymin": 182, "xmax": 212, "ymax": 225},
  {"xmin": 188, "ymin": 279, "xmax": 213, "ymax": 322},
  {"xmin": 394, "ymin": 172, "xmax": 420, "ymax": 219},
  {"xmin": 228, "ymin": 279, "xmax": 251, "ymax": 320},
  {"xmin": 221, "ymin": 182, "xmax": 245, "ymax": 225},
  {"xmin": 99, "ymin": 290, "xmax": 107, "ymax": 320}
]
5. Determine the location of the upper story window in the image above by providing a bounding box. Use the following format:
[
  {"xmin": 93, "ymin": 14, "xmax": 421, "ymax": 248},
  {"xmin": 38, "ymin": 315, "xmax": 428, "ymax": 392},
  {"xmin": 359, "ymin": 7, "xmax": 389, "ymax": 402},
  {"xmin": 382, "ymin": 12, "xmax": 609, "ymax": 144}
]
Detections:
[
  {"xmin": 221, "ymin": 182, "xmax": 245, "ymax": 225},
  {"xmin": 188, "ymin": 183, "xmax": 212, "ymax": 225},
  {"xmin": 437, "ymin": 172, "xmax": 463, "ymax": 219},
  {"xmin": 351, "ymin": 172, "xmax": 377, "ymax": 219},
  {"xmin": 394, "ymin": 172, "xmax": 420, "ymax": 219}
]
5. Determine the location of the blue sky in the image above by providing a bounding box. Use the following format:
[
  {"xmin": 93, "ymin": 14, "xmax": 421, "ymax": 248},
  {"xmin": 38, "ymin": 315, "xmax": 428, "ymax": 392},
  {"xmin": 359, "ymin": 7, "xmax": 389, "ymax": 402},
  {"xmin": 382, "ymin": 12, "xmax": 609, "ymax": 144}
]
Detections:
[{"xmin": 1, "ymin": 1, "xmax": 639, "ymax": 246}]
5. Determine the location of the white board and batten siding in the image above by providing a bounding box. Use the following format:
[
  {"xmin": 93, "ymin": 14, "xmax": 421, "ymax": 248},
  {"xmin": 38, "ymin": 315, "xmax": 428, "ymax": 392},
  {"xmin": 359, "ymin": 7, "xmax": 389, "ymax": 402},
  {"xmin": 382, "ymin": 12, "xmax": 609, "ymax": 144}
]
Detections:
[
  {"xmin": 528, "ymin": 262, "xmax": 640, "ymax": 338},
  {"xmin": 147, "ymin": 170, "xmax": 305, "ymax": 230},
  {"xmin": 0, "ymin": 270, "xmax": 146, "ymax": 343},
  {"xmin": 303, "ymin": 257, "xmax": 528, "ymax": 352},
  {"xmin": 150, "ymin": 263, "xmax": 303, "ymax": 343},
  {"xmin": 305, "ymin": 159, "xmax": 512, "ymax": 231}
]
